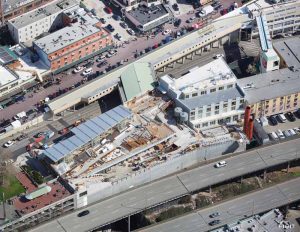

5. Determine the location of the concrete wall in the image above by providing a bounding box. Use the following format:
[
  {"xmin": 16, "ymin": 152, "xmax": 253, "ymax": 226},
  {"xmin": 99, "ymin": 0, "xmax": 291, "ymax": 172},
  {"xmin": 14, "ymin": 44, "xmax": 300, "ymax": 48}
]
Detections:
[{"xmin": 87, "ymin": 139, "xmax": 246, "ymax": 203}]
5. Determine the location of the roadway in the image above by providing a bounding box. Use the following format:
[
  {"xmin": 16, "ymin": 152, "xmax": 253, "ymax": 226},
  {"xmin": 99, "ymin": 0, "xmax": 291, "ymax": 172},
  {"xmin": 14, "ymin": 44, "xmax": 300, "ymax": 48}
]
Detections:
[
  {"xmin": 140, "ymin": 177, "xmax": 300, "ymax": 232},
  {"xmin": 28, "ymin": 138, "xmax": 300, "ymax": 232}
]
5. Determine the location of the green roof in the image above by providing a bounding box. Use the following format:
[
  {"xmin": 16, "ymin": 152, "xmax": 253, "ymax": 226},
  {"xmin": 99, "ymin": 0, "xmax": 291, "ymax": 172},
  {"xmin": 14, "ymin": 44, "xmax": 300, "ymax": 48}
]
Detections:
[
  {"xmin": 25, "ymin": 185, "xmax": 51, "ymax": 200},
  {"xmin": 120, "ymin": 62, "xmax": 155, "ymax": 101}
]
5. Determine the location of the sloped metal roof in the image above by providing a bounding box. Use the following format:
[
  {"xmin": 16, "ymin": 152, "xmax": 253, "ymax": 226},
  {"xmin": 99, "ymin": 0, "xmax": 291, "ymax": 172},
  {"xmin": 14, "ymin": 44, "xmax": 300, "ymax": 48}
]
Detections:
[{"xmin": 44, "ymin": 105, "xmax": 132, "ymax": 163}]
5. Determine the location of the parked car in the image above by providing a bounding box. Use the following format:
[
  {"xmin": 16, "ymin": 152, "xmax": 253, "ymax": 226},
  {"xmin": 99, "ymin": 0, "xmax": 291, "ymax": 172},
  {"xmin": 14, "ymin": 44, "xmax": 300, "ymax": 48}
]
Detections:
[
  {"xmin": 172, "ymin": 3, "xmax": 179, "ymax": 11},
  {"xmin": 83, "ymin": 68, "xmax": 93, "ymax": 76},
  {"xmin": 214, "ymin": 4, "xmax": 222, "ymax": 10},
  {"xmin": 268, "ymin": 115, "xmax": 278, "ymax": 126},
  {"xmin": 269, "ymin": 132, "xmax": 279, "ymax": 140},
  {"xmin": 96, "ymin": 57, "xmax": 105, "ymax": 63},
  {"xmin": 186, "ymin": 17, "xmax": 196, "ymax": 23},
  {"xmin": 277, "ymin": 114, "xmax": 287, "ymax": 123},
  {"xmin": 73, "ymin": 66, "xmax": 84, "ymax": 73},
  {"xmin": 91, "ymin": 8, "xmax": 96, "ymax": 16},
  {"xmin": 276, "ymin": 129, "xmax": 285, "ymax": 139},
  {"xmin": 106, "ymin": 24, "xmax": 115, "ymax": 32},
  {"xmin": 112, "ymin": 14, "xmax": 122, "ymax": 21},
  {"xmin": 77, "ymin": 210, "xmax": 90, "ymax": 217},
  {"xmin": 3, "ymin": 140, "xmax": 14, "ymax": 148},
  {"xmin": 108, "ymin": 49, "xmax": 117, "ymax": 55},
  {"xmin": 285, "ymin": 112, "xmax": 296, "ymax": 121},
  {"xmin": 104, "ymin": 6, "xmax": 112, "ymax": 14},
  {"xmin": 215, "ymin": 160, "xmax": 227, "ymax": 168},
  {"xmin": 127, "ymin": 28, "xmax": 135, "ymax": 35},
  {"xmin": 120, "ymin": 22, "xmax": 128, "ymax": 28},
  {"xmin": 283, "ymin": 130, "xmax": 291, "ymax": 137},
  {"xmin": 288, "ymin": 129, "xmax": 296, "ymax": 136},
  {"xmin": 209, "ymin": 212, "xmax": 220, "ymax": 218},
  {"xmin": 115, "ymin": 33, "xmax": 123, "ymax": 41},
  {"xmin": 174, "ymin": 18, "xmax": 182, "ymax": 27},
  {"xmin": 211, "ymin": 1, "xmax": 220, "ymax": 7},
  {"xmin": 209, "ymin": 220, "xmax": 221, "ymax": 226},
  {"xmin": 100, "ymin": 18, "xmax": 106, "ymax": 24}
]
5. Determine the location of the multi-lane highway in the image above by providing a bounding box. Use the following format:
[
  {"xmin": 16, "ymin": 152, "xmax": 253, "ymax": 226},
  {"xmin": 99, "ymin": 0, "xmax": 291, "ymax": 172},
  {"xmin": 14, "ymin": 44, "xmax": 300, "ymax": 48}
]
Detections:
[
  {"xmin": 28, "ymin": 138, "xmax": 300, "ymax": 232},
  {"xmin": 140, "ymin": 177, "xmax": 300, "ymax": 232}
]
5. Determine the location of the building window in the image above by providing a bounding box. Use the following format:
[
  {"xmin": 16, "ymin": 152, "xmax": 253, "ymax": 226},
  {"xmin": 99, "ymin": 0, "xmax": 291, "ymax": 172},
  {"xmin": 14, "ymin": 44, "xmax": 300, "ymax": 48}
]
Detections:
[
  {"xmin": 218, "ymin": 86, "xmax": 224, "ymax": 91},
  {"xmin": 206, "ymin": 112, "xmax": 211, "ymax": 117},
  {"xmin": 185, "ymin": 94, "xmax": 189, "ymax": 99},
  {"xmin": 210, "ymin": 121, "xmax": 216, "ymax": 125},
  {"xmin": 192, "ymin": 93, "xmax": 198, "ymax": 97},
  {"xmin": 227, "ymin": 84, "xmax": 233, "ymax": 89},
  {"xmin": 207, "ymin": 107, "xmax": 211, "ymax": 112},
  {"xmin": 210, "ymin": 88, "xmax": 216, "ymax": 93},
  {"xmin": 201, "ymin": 91, "xmax": 207, "ymax": 95},
  {"xmin": 202, "ymin": 122, "xmax": 208, "ymax": 127}
]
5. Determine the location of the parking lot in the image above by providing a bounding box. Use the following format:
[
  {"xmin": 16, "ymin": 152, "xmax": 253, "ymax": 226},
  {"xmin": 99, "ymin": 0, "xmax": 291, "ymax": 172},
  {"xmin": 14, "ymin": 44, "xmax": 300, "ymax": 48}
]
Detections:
[
  {"xmin": 263, "ymin": 111, "xmax": 300, "ymax": 140},
  {"xmin": 82, "ymin": 0, "xmax": 133, "ymax": 42}
]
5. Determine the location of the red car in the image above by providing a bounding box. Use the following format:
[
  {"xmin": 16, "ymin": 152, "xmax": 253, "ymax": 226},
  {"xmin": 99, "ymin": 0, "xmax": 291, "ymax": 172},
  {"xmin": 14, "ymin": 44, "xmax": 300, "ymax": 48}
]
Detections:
[
  {"xmin": 220, "ymin": 9, "xmax": 228, "ymax": 15},
  {"xmin": 104, "ymin": 6, "xmax": 112, "ymax": 14}
]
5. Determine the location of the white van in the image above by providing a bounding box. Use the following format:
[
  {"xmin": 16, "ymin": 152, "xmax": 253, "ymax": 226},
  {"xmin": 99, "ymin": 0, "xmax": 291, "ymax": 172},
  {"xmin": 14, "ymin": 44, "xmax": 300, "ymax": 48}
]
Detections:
[
  {"xmin": 278, "ymin": 114, "xmax": 287, "ymax": 123},
  {"xmin": 13, "ymin": 111, "xmax": 27, "ymax": 120},
  {"xmin": 276, "ymin": 129, "xmax": 285, "ymax": 139},
  {"xmin": 83, "ymin": 68, "xmax": 93, "ymax": 76},
  {"xmin": 269, "ymin": 132, "xmax": 278, "ymax": 140}
]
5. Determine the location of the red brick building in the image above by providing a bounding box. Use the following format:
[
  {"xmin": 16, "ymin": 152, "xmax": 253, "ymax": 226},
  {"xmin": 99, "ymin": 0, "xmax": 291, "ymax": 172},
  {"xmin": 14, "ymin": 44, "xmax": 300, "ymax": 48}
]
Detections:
[{"xmin": 33, "ymin": 14, "xmax": 114, "ymax": 73}]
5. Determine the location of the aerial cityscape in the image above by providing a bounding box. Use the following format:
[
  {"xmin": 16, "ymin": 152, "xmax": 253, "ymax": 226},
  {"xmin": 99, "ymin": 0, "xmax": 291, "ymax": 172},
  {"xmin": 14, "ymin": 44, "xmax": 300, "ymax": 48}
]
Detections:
[{"xmin": 0, "ymin": 0, "xmax": 299, "ymax": 231}]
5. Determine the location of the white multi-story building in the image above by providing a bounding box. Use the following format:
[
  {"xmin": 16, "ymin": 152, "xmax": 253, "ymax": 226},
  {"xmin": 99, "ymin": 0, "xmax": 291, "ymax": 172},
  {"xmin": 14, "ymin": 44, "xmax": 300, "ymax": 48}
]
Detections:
[
  {"xmin": 7, "ymin": 0, "xmax": 78, "ymax": 43},
  {"xmin": 159, "ymin": 58, "xmax": 245, "ymax": 131},
  {"xmin": 247, "ymin": 0, "xmax": 300, "ymax": 37}
]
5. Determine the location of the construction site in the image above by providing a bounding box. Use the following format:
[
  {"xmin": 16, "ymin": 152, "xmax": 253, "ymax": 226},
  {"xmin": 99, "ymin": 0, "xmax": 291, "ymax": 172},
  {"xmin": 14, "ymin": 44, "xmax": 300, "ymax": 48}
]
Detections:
[{"xmin": 61, "ymin": 92, "xmax": 247, "ymax": 201}]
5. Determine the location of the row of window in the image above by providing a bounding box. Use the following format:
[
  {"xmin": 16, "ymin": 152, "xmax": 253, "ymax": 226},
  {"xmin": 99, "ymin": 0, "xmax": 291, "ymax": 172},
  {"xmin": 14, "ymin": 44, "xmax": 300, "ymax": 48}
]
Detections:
[
  {"xmin": 184, "ymin": 84, "xmax": 234, "ymax": 99},
  {"xmin": 194, "ymin": 115, "xmax": 240, "ymax": 129}
]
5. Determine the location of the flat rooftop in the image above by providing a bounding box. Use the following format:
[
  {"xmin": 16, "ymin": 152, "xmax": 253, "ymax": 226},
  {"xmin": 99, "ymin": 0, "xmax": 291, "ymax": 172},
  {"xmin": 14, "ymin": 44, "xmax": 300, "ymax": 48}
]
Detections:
[
  {"xmin": 34, "ymin": 19, "xmax": 102, "ymax": 55},
  {"xmin": 127, "ymin": 4, "xmax": 169, "ymax": 26},
  {"xmin": 9, "ymin": 0, "xmax": 79, "ymax": 29},
  {"xmin": 0, "ymin": 65, "xmax": 18, "ymax": 87},
  {"xmin": 237, "ymin": 68, "xmax": 300, "ymax": 104},
  {"xmin": 273, "ymin": 37, "xmax": 300, "ymax": 68},
  {"xmin": 246, "ymin": 0, "xmax": 298, "ymax": 12},
  {"xmin": 161, "ymin": 58, "xmax": 237, "ymax": 95}
]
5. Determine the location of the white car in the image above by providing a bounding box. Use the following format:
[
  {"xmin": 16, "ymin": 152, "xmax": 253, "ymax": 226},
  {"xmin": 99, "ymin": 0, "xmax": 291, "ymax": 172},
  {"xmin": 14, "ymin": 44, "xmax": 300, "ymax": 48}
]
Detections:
[
  {"xmin": 4, "ymin": 140, "xmax": 14, "ymax": 148},
  {"xmin": 73, "ymin": 66, "xmax": 84, "ymax": 73},
  {"xmin": 163, "ymin": 29, "xmax": 171, "ymax": 35},
  {"xmin": 108, "ymin": 49, "xmax": 117, "ymax": 55},
  {"xmin": 215, "ymin": 160, "xmax": 227, "ymax": 168},
  {"xmin": 82, "ymin": 68, "xmax": 93, "ymax": 76},
  {"xmin": 127, "ymin": 28, "xmax": 135, "ymax": 35},
  {"xmin": 214, "ymin": 54, "xmax": 224, "ymax": 59}
]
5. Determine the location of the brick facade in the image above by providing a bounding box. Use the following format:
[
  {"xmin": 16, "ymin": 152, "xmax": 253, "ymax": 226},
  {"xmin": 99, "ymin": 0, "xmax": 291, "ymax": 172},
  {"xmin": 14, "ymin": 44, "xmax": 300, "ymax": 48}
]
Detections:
[{"xmin": 48, "ymin": 28, "xmax": 113, "ymax": 71}]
